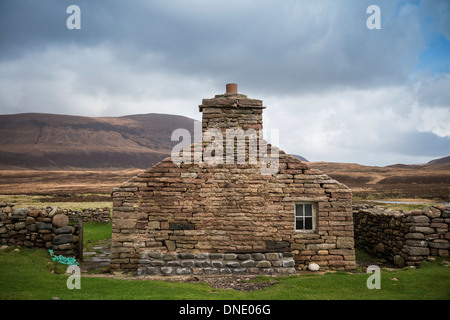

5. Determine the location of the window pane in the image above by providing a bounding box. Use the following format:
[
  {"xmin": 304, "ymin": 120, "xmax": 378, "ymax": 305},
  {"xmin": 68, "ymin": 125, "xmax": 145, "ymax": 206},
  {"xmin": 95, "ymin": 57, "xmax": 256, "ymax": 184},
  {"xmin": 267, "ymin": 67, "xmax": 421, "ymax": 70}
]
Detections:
[
  {"xmin": 305, "ymin": 204, "xmax": 313, "ymax": 217},
  {"xmin": 296, "ymin": 217, "xmax": 304, "ymax": 230},
  {"xmin": 295, "ymin": 204, "xmax": 304, "ymax": 217},
  {"xmin": 305, "ymin": 217, "xmax": 313, "ymax": 230}
]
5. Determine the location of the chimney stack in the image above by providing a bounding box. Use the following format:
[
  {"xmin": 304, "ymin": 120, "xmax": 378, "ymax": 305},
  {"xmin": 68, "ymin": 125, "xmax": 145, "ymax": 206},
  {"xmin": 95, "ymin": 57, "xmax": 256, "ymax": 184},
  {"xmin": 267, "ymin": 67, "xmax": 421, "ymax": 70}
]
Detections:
[{"xmin": 198, "ymin": 83, "xmax": 266, "ymax": 133}]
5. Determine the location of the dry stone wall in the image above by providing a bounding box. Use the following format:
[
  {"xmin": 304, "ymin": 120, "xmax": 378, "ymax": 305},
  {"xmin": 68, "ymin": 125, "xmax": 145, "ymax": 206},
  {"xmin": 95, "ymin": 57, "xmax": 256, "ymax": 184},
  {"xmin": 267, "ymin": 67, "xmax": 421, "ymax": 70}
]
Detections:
[
  {"xmin": 65, "ymin": 207, "xmax": 111, "ymax": 223},
  {"xmin": 110, "ymin": 84, "xmax": 356, "ymax": 275},
  {"xmin": 111, "ymin": 86, "xmax": 356, "ymax": 275},
  {"xmin": 111, "ymin": 154, "xmax": 356, "ymax": 273},
  {"xmin": 353, "ymin": 204, "xmax": 450, "ymax": 267},
  {"xmin": 199, "ymin": 93, "xmax": 264, "ymax": 132},
  {"xmin": 0, "ymin": 204, "xmax": 80, "ymax": 257}
]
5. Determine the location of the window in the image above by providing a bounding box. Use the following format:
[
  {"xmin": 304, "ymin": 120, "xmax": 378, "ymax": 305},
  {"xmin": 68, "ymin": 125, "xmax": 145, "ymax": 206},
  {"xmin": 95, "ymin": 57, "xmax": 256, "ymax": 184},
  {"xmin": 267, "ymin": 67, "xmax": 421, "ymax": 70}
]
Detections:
[{"xmin": 295, "ymin": 203, "xmax": 315, "ymax": 232}]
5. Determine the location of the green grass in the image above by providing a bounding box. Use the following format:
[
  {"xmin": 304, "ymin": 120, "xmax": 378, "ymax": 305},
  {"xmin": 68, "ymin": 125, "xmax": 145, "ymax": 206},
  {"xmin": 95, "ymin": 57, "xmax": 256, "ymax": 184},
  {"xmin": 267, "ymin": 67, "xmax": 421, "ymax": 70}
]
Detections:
[
  {"xmin": 0, "ymin": 246, "xmax": 449, "ymax": 300},
  {"xmin": 1, "ymin": 216, "xmax": 449, "ymax": 300},
  {"xmin": 0, "ymin": 194, "xmax": 111, "ymax": 211},
  {"xmin": 0, "ymin": 194, "xmax": 43, "ymax": 207},
  {"xmin": 352, "ymin": 196, "xmax": 445, "ymax": 212},
  {"xmin": 83, "ymin": 221, "xmax": 112, "ymax": 252},
  {"xmin": 40, "ymin": 201, "xmax": 111, "ymax": 211},
  {"xmin": 368, "ymin": 202, "xmax": 434, "ymax": 212}
]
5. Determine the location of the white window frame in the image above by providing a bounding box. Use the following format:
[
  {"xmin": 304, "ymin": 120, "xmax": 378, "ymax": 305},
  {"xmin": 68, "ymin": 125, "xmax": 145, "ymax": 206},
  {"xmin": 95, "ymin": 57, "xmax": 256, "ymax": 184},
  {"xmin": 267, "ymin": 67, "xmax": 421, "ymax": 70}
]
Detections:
[{"xmin": 295, "ymin": 202, "xmax": 316, "ymax": 233}]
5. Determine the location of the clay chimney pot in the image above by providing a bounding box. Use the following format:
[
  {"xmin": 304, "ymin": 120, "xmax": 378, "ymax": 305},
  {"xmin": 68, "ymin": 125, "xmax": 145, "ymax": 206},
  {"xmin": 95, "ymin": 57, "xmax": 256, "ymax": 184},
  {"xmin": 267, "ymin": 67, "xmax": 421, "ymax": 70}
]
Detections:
[{"xmin": 226, "ymin": 83, "xmax": 238, "ymax": 94}]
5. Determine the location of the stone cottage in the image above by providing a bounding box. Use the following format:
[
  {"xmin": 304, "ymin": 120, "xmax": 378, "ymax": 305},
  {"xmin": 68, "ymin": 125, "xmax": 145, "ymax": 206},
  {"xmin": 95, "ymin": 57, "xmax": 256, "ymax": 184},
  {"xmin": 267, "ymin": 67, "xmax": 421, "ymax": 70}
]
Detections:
[{"xmin": 111, "ymin": 84, "xmax": 356, "ymax": 275}]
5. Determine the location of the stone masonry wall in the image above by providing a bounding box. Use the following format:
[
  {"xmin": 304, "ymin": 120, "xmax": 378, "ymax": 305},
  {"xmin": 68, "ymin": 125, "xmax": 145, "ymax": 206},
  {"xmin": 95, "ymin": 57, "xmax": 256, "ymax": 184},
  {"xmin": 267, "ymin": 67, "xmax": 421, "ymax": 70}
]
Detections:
[
  {"xmin": 353, "ymin": 205, "xmax": 450, "ymax": 267},
  {"xmin": 136, "ymin": 251, "xmax": 296, "ymax": 276},
  {"xmin": 199, "ymin": 93, "xmax": 264, "ymax": 132},
  {"xmin": 111, "ymin": 86, "xmax": 356, "ymax": 275},
  {"xmin": 111, "ymin": 153, "xmax": 356, "ymax": 273},
  {"xmin": 65, "ymin": 207, "xmax": 111, "ymax": 223},
  {"xmin": 0, "ymin": 204, "xmax": 80, "ymax": 258}
]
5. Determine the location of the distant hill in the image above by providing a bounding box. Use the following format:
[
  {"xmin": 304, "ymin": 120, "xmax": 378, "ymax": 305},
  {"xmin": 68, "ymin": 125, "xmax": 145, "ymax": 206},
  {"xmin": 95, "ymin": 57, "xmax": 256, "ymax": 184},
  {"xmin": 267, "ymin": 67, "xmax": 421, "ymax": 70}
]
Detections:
[
  {"xmin": 0, "ymin": 113, "xmax": 313, "ymax": 170},
  {"xmin": 0, "ymin": 111, "xmax": 447, "ymax": 179},
  {"xmin": 0, "ymin": 113, "xmax": 447, "ymax": 199},
  {"xmin": 0, "ymin": 113, "xmax": 198, "ymax": 170},
  {"xmin": 386, "ymin": 155, "xmax": 450, "ymax": 171},
  {"xmin": 428, "ymin": 155, "xmax": 450, "ymax": 165},
  {"xmin": 290, "ymin": 154, "xmax": 309, "ymax": 162},
  {"xmin": 308, "ymin": 159, "xmax": 450, "ymax": 200}
]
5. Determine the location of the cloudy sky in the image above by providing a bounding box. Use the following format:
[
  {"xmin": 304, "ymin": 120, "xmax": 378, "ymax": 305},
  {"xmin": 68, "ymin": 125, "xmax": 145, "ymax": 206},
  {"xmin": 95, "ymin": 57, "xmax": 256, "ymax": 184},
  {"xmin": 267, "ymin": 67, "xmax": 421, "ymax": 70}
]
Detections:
[{"xmin": 0, "ymin": 0, "xmax": 449, "ymax": 166}]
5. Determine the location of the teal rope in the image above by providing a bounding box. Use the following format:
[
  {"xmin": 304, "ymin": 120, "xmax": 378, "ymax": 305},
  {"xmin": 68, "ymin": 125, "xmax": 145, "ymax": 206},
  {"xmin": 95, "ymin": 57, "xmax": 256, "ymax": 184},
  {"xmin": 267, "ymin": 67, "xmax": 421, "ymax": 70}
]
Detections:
[{"xmin": 48, "ymin": 249, "xmax": 79, "ymax": 266}]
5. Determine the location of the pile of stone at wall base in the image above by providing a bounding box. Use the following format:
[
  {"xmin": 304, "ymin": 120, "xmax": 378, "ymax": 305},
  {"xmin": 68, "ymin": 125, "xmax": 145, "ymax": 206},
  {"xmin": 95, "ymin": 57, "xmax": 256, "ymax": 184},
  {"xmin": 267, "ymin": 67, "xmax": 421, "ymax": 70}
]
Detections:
[
  {"xmin": 136, "ymin": 251, "xmax": 296, "ymax": 276},
  {"xmin": 0, "ymin": 204, "xmax": 80, "ymax": 258},
  {"xmin": 353, "ymin": 205, "xmax": 449, "ymax": 267}
]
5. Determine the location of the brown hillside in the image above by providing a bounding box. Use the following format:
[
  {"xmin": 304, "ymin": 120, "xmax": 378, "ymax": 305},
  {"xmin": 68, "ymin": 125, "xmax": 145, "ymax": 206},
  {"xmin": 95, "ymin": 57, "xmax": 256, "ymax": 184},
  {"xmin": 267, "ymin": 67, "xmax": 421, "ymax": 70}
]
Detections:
[
  {"xmin": 0, "ymin": 113, "xmax": 198, "ymax": 170},
  {"xmin": 0, "ymin": 160, "xmax": 448, "ymax": 199},
  {"xmin": 0, "ymin": 112, "xmax": 448, "ymax": 200},
  {"xmin": 308, "ymin": 161, "xmax": 450, "ymax": 200},
  {"xmin": 427, "ymin": 155, "xmax": 450, "ymax": 165}
]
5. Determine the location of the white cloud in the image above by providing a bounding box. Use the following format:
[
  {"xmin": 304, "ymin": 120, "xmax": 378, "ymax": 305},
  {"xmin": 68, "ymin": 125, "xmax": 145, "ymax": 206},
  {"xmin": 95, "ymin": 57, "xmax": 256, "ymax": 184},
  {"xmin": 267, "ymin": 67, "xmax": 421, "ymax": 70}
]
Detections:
[
  {"xmin": 0, "ymin": 44, "xmax": 212, "ymax": 120},
  {"xmin": 263, "ymin": 79, "xmax": 450, "ymax": 165},
  {"xmin": 0, "ymin": 0, "xmax": 449, "ymax": 166},
  {"xmin": 1, "ymin": 40, "xmax": 448, "ymax": 166}
]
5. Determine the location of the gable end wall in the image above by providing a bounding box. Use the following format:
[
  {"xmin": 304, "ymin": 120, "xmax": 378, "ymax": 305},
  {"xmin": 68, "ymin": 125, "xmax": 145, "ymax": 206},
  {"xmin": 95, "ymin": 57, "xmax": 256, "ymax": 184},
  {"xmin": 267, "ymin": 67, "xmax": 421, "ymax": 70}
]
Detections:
[{"xmin": 111, "ymin": 151, "xmax": 355, "ymax": 273}]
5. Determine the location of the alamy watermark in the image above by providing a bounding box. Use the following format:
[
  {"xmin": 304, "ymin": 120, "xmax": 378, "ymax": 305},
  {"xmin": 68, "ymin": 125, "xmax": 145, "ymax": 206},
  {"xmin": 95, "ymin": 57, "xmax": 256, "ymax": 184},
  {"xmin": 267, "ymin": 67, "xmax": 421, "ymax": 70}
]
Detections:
[
  {"xmin": 171, "ymin": 122, "xmax": 279, "ymax": 175},
  {"xmin": 66, "ymin": 265, "xmax": 81, "ymax": 290},
  {"xmin": 366, "ymin": 265, "xmax": 381, "ymax": 289},
  {"xmin": 66, "ymin": 4, "xmax": 380, "ymax": 31},
  {"xmin": 66, "ymin": 5, "xmax": 81, "ymax": 30},
  {"xmin": 367, "ymin": 5, "xmax": 381, "ymax": 30}
]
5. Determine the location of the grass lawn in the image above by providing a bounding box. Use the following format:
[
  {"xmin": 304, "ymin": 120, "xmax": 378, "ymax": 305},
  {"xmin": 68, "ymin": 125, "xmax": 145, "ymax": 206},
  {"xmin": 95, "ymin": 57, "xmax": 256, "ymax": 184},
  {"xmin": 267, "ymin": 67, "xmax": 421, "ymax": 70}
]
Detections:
[
  {"xmin": 352, "ymin": 196, "xmax": 446, "ymax": 212},
  {"xmin": 0, "ymin": 194, "xmax": 112, "ymax": 211},
  {"xmin": 0, "ymin": 244, "xmax": 449, "ymax": 300},
  {"xmin": 1, "ymin": 220, "xmax": 449, "ymax": 301},
  {"xmin": 83, "ymin": 221, "xmax": 112, "ymax": 252}
]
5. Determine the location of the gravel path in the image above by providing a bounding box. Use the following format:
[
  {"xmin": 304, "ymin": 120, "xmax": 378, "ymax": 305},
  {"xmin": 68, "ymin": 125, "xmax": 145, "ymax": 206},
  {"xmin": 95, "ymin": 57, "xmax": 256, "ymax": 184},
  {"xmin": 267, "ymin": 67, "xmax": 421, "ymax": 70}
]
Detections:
[{"xmin": 181, "ymin": 275, "xmax": 277, "ymax": 291}]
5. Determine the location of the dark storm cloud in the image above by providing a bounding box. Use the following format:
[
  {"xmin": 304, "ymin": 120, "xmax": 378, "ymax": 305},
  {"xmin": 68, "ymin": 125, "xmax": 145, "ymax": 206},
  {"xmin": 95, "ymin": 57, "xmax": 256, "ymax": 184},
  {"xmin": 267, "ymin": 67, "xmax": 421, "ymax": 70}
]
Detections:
[
  {"xmin": 0, "ymin": 0, "xmax": 427, "ymax": 93},
  {"xmin": 0, "ymin": 0, "xmax": 448, "ymax": 165}
]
